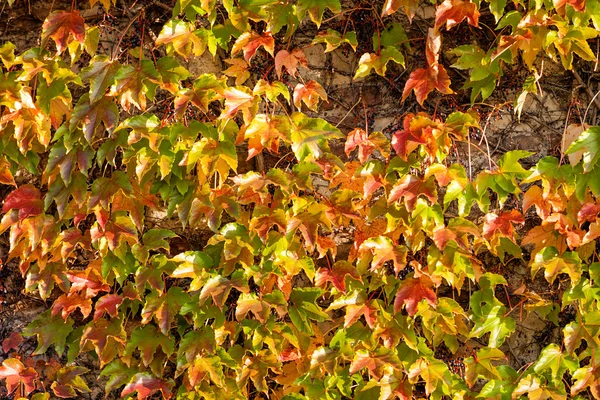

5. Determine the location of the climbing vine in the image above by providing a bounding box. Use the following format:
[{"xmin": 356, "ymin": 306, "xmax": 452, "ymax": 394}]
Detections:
[{"xmin": 0, "ymin": 0, "xmax": 600, "ymax": 398}]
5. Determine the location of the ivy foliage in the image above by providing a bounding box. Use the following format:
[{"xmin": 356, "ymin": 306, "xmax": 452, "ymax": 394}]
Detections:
[{"xmin": 0, "ymin": 0, "xmax": 599, "ymax": 398}]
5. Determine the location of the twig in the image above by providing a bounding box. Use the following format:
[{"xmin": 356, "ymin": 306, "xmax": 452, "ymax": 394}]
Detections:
[{"xmin": 573, "ymin": 69, "xmax": 600, "ymax": 110}]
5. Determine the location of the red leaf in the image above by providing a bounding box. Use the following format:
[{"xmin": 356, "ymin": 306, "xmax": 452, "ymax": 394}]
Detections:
[
  {"xmin": 578, "ymin": 203, "xmax": 600, "ymax": 224},
  {"xmin": 388, "ymin": 175, "xmax": 437, "ymax": 211},
  {"xmin": 231, "ymin": 31, "xmax": 275, "ymax": 62},
  {"xmin": 394, "ymin": 276, "xmax": 437, "ymax": 315},
  {"xmin": 42, "ymin": 10, "xmax": 86, "ymax": 54},
  {"xmin": 0, "ymin": 358, "xmax": 38, "ymax": 395},
  {"xmin": 315, "ymin": 261, "xmax": 361, "ymax": 292},
  {"xmin": 482, "ymin": 210, "xmax": 525, "ymax": 240},
  {"xmin": 402, "ymin": 64, "xmax": 453, "ymax": 106},
  {"xmin": 67, "ymin": 267, "xmax": 111, "ymax": 298},
  {"xmin": 94, "ymin": 294, "xmax": 123, "ymax": 321},
  {"xmin": 121, "ymin": 373, "xmax": 174, "ymax": 399},
  {"xmin": 2, "ymin": 332, "xmax": 23, "ymax": 353},
  {"xmin": 434, "ymin": 0, "xmax": 480, "ymax": 30},
  {"xmin": 52, "ymin": 293, "xmax": 93, "ymax": 321},
  {"xmin": 391, "ymin": 114, "xmax": 440, "ymax": 160},
  {"xmin": 402, "ymin": 29, "xmax": 453, "ymax": 105},
  {"xmin": 2, "ymin": 184, "xmax": 44, "ymax": 220},
  {"xmin": 275, "ymin": 48, "xmax": 308, "ymax": 78}
]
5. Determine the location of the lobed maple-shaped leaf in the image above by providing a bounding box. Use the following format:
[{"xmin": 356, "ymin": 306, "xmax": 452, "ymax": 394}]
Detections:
[
  {"xmin": 382, "ymin": 0, "xmax": 419, "ymax": 20},
  {"xmin": 90, "ymin": 212, "xmax": 138, "ymax": 252},
  {"xmin": 313, "ymin": 29, "xmax": 358, "ymax": 52},
  {"xmin": 359, "ymin": 236, "xmax": 408, "ymax": 273},
  {"xmin": 293, "ymin": 80, "xmax": 328, "ymax": 111},
  {"xmin": 188, "ymin": 354, "xmax": 226, "ymax": 387},
  {"xmin": 80, "ymin": 318, "xmax": 127, "ymax": 367},
  {"xmin": 231, "ymin": 31, "xmax": 275, "ymax": 62},
  {"xmin": 533, "ymin": 343, "xmax": 578, "ymax": 380},
  {"xmin": 223, "ymin": 58, "xmax": 251, "ymax": 85},
  {"xmin": 354, "ymin": 46, "xmax": 405, "ymax": 79},
  {"xmin": 51, "ymin": 366, "xmax": 91, "ymax": 398},
  {"xmin": 315, "ymin": 261, "xmax": 361, "ymax": 292},
  {"xmin": 287, "ymin": 112, "xmax": 343, "ymax": 162},
  {"xmin": 349, "ymin": 349, "xmax": 401, "ymax": 380},
  {"xmin": 121, "ymin": 373, "xmax": 174, "ymax": 399},
  {"xmin": 275, "ymin": 48, "xmax": 308, "ymax": 78},
  {"xmin": 345, "ymin": 302, "xmax": 377, "ymax": 328},
  {"xmin": 2, "ymin": 332, "xmax": 23, "ymax": 353},
  {"xmin": 297, "ymin": 0, "xmax": 342, "ymax": 27},
  {"xmin": 70, "ymin": 94, "xmax": 119, "ymax": 143},
  {"xmin": 408, "ymin": 358, "xmax": 453, "ymax": 396},
  {"xmin": 434, "ymin": 0, "xmax": 480, "ymax": 30},
  {"xmin": 110, "ymin": 60, "xmax": 160, "ymax": 111},
  {"xmin": 42, "ymin": 10, "xmax": 86, "ymax": 54},
  {"xmin": 174, "ymin": 74, "xmax": 226, "ymax": 116},
  {"xmin": 23, "ymin": 310, "xmax": 74, "ymax": 355},
  {"xmin": 345, "ymin": 129, "xmax": 390, "ymax": 163},
  {"xmin": 94, "ymin": 294, "xmax": 123, "ymax": 321},
  {"xmin": 394, "ymin": 276, "xmax": 437, "ymax": 315},
  {"xmin": 0, "ymin": 358, "xmax": 38, "ymax": 395},
  {"xmin": 52, "ymin": 292, "xmax": 93, "ymax": 321},
  {"xmin": 482, "ymin": 210, "xmax": 525, "ymax": 241},
  {"xmin": 388, "ymin": 174, "xmax": 437, "ymax": 211},
  {"xmin": 123, "ymin": 325, "xmax": 174, "ymax": 367},
  {"xmin": 531, "ymin": 247, "xmax": 582, "ymax": 284},
  {"xmin": 244, "ymin": 114, "xmax": 289, "ymax": 160},
  {"xmin": 68, "ymin": 267, "xmax": 111, "ymax": 298},
  {"xmin": 141, "ymin": 286, "xmax": 189, "ymax": 335},
  {"xmin": 464, "ymin": 348, "xmax": 505, "ymax": 387},
  {"xmin": 79, "ymin": 55, "xmax": 120, "ymax": 104},
  {"xmin": 155, "ymin": 19, "xmax": 204, "ymax": 59},
  {"xmin": 219, "ymin": 86, "xmax": 255, "ymax": 120},
  {"xmin": 2, "ymin": 184, "xmax": 44, "ymax": 220},
  {"xmin": 402, "ymin": 29, "xmax": 453, "ymax": 105}
]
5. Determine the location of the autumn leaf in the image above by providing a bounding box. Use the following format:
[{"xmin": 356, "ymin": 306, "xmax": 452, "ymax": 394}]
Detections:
[
  {"xmin": 219, "ymin": 86, "xmax": 255, "ymax": 120},
  {"xmin": 275, "ymin": 48, "xmax": 308, "ymax": 78},
  {"xmin": 0, "ymin": 156, "xmax": 16, "ymax": 186},
  {"xmin": 434, "ymin": 0, "xmax": 480, "ymax": 30},
  {"xmin": 345, "ymin": 129, "xmax": 390, "ymax": 163},
  {"xmin": 531, "ymin": 247, "xmax": 582, "ymax": 284},
  {"xmin": 383, "ymin": 0, "xmax": 419, "ymax": 20},
  {"xmin": 121, "ymin": 373, "xmax": 174, "ymax": 400},
  {"xmin": 0, "ymin": 358, "xmax": 38, "ymax": 395},
  {"xmin": 51, "ymin": 366, "xmax": 91, "ymax": 398},
  {"xmin": 482, "ymin": 210, "xmax": 525, "ymax": 241},
  {"xmin": 223, "ymin": 58, "xmax": 251, "ymax": 85},
  {"xmin": 388, "ymin": 174, "xmax": 437, "ymax": 211},
  {"xmin": 23, "ymin": 310, "xmax": 74, "ymax": 355},
  {"xmin": 2, "ymin": 184, "xmax": 44, "ymax": 220},
  {"xmin": 313, "ymin": 29, "xmax": 358, "ymax": 52},
  {"xmin": 52, "ymin": 293, "xmax": 93, "ymax": 321},
  {"xmin": 2, "ymin": 332, "xmax": 23, "ymax": 353},
  {"xmin": 231, "ymin": 31, "xmax": 275, "ymax": 62},
  {"xmin": 464, "ymin": 348, "xmax": 505, "ymax": 387},
  {"xmin": 94, "ymin": 294, "xmax": 123, "ymax": 321},
  {"xmin": 42, "ymin": 10, "xmax": 86, "ymax": 54},
  {"xmin": 394, "ymin": 276, "xmax": 437, "ymax": 315},
  {"xmin": 79, "ymin": 55, "xmax": 120, "ymax": 104},
  {"xmin": 354, "ymin": 46, "xmax": 405, "ymax": 79},
  {"xmin": 315, "ymin": 261, "xmax": 361, "ymax": 292},
  {"xmin": 297, "ymin": 0, "xmax": 342, "ymax": 27},
  {"xmin": 155, "ymin": 19, "xmax": 204, "ymax": 59},
  {"xmin": 566, "ymin": 126, "xmax": 600, "ymax": 173},
  {"xmin": 293, "ymin": 80, "xmax": 328, "ymax": 111},
  {"xmin": 402, "ymin": 29, "xmax": 453, "ymax": 105}
]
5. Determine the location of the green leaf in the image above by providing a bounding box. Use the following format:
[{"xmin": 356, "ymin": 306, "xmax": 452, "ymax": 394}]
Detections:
[
  {"xmin": 313, "ymin": 29, "xmax": 358, "ymax": 52},
  {"xmin": 79, "ymin": 55, "xmax": 120, "ymax": 104},
  {"xmin": 288, "ymin": 112, "xmax": 344, "ymax": 162},
  {"xmin": 534, "ymin": 344, "xmax": 578, "ymax": 381},
  {"xmin": 296, "ymin": 0, "xmax": 342, "ymax": 27},
  {"xmin": 123, "ymin": 325, "xmax": 175, "ymax": 367},
  {"xmin": 354, "ymin": 46, "xmax": 405, "ymax": 79},
  {"xmin": 566, "ymin": 126, "xmax": 600, "ymax": 173},
  {"xmin": 464, "ymin": 348, "xmax": 505, "ymax": 387},
  {"xmin": 22, "ymin": 310, "xmax": 74, "ymax": 355},
  {"xmin": 288, "ymin": 288, "xmax": 330, "ymax": 334}
]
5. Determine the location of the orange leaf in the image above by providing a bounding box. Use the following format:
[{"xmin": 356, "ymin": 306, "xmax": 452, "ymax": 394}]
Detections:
[
  {"xmin": 434, "ymin": 0, "xmax": 480, "ymax": 30},
  {"xmin": 231, "ymin": 31, "xmax": 275, "ymax": 62},
  {"xmin": 275, "ymin": 48, "xmax": 308, "ymax": 78},
  {"xmin": 94, "ymin": 294, "xmax": 123, "ymax": 321},
  {"xmin": 293, "ymin": 80, "xmax": 328, "ymax": 111},
  {"xmin": 394, "ymin": 276, "xmax": 437, "ymax": 315},
  {"xmin": 482, "ymin": 210, "xmax": 524, "ymax": 240},
  {"xmin": 42, "ymin": 10, "xmax": 86, "ymax": 54},
  {"xmin": 0, "ymin": 358, "xmax": 38, "ymax": 395},
  {"xmin": 52, "ymin": 293, "xmax": 93, "ymax": 321},
  {"xmin": 345, "ymin": 303, "xmax": 377, "ymax": 328},
  {"xmin": 121, "ymin": 373, "xmax": 174, "ymax": 400},
  {"xmin": 315, "ymin": 261, "xmax": 361, "ymax": 292},
  {"xmin": 388, "ymin": 175, "xmax": 437, "ymax": 211},
  {"xmin": 382, "ymin": 0, "xmax": 419, "ymax": 20},
  {"xmin": 1, "ymin": 332, "xmax": 23, "ymax": 354},
  {"xmin": 402, "ymin": 64, "xmax": 453, "ymax": 106}
]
